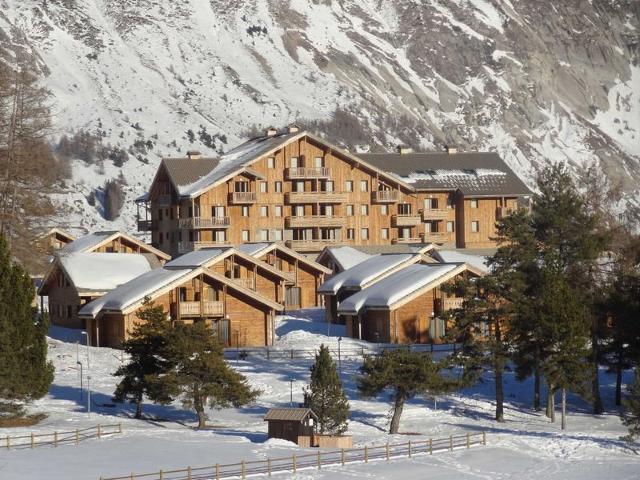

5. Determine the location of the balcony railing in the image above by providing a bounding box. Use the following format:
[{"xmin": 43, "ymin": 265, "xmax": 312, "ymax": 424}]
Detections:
[
  {"xmin": 137, "ymin": 219, "xmax": 153, "ymax": 232},
  {"xmin": 286, "ymin": 167, "xmax": 330, "ymax": 179},
  {"xmin": 420, "ymin": 208, "xmax": 450, "ymax": 221},
  {"xmin": 285, "ymin": 215, "xmax": 345, "ymax": 228},
  {"xmin": 231, "ymin": 277, "xmax": 255, "ymax": 290},
  {"xmin": 156, "ymin": 194, "xmax": 172, "ymax": 207},
  {"xmin": 391, "ymin": 214, "xmax": 422, "ymax": 227},
  {"xmin": 372, "ymin": 190, "xmax": 399, "ymax": 203},
  {"xmin": 228, "ymin": 192, "xmax": 257, "ymax": 204},
  {"xmin": 172, "ymin": 301, "xmax": 224, "ymax": 317},
  {"xmin": 391, "ymin": 237, "xmax": 423, "ymax": 244},
  {"xmin": 420, "ymin": 232, "xmax": 450, "ymax": 243},
  {"xmin": 178, "ymin": 217, "xmax": 231, "ymax": 229},
  {"xmin": 178, "ymin": 241, "xmax": 231, "ymax": 254},
  {"xmin": 435, "ymin": 297, "xmax": 464, "ymax": 314},
  {"xmin": 285, "ymin": 238, "xmax": 345, "ymax": 251},
  {"xmin": 286, "ymin": 192, "xmax": 347, "ymax": 204}
]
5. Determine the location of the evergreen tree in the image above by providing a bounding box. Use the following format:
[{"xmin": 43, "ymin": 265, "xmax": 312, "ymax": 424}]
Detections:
[
  {"xmin": 0, "ymin": 234, "xmax": 53, "ymax": 412},
  {"xmin": 112, "ymin": 299, "xmax": 172, "ymax": 418},
  {"xmin": 303, "ymin": 344, "xmax": 349, "ymax": 434},
  {"xmin": 622, "ymin": 368, "xmax": 640, "ymax": 442},
  {"xmin": 357, "ymin": 350, "xmax": 457, "ymax": 434},
  {"xmin": 158, "ymin": 322, "xmax": 260, "ymax": 429}
]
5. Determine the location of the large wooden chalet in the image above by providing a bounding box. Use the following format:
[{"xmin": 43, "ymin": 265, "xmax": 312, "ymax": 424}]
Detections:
[{"xmin": 136, "ymin": 126, "xmax": 531, "ymax": 256}]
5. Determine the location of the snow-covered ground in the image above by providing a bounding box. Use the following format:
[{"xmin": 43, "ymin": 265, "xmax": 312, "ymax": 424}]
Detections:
[{"xmin": 1, "ymin": 309, "xmax": 639, "ymax": 479}]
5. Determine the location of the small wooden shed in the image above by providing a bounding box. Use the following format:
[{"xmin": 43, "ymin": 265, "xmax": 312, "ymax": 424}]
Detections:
[{"xmin": 264, "ymin": 408, "xmax": 317, "ymax": 446}]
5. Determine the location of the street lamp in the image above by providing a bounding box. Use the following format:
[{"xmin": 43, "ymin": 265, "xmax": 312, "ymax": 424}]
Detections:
[
  {"xmin": 81, "ymin": 331, "xmax": 90, "ymax": 415},
  {"xmin": 76, "ymin": 361, "xmax": 83, "ymax": 400}
]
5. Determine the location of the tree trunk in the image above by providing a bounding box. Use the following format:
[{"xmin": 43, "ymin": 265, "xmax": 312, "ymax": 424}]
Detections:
[
  {"xmin": 546, "ymin": 387, "xmax": 555, "ymax": 422},
  {"xmin": 561, "ymin": 388, "xmax": 566, "ymax": 430},
  {"xmin": 389, "ymin": 391, "xmax": 405, "ymax": 434},
  {"xmin": 194, "ymin": 393, "xmax": 206, "ymax": 429},
  {"xmin": 591, "ymin": 322, "xmax": 604, "ymax": 414},
  {"xmin": 533, "ymin": 364, "xmax": 541, "ymax": 411},
  {"xmin": 615, "ymin": 362, "xmax": 623, "ymax": 406},
  {"xmin": 135, "ymin": 399, "xmax": 142, "ymax": 419},
  {"xmin": 495, "ymin": 363, "xmax": 505, "ymax": 422}
]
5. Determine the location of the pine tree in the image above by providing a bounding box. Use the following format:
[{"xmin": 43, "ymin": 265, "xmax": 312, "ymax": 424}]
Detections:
[
  {"xmin": 0, "ymin": 234, "xmax": 53, "ymax": 413},
  {"xmin": 303, "ymin": 344, "xmax": 349, "ymax": 434},
  {"xmin": 158, "ymin": 322, "xmax": 261, "ymax": 429},
  {"xmin": 622, "ymin": 368, "xmax": 640, "ymax": 442},
  {"xmin": 357, "ymin": 350, "xmax": 457, "ymax": 434},
  {"xmin": 112, "ymin": 299, "xmax": 172, "ymax": 418}
]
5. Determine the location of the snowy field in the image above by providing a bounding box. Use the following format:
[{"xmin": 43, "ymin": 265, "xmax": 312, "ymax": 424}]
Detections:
[{"xmin": 1, "ymin": 309, "xmax": 639, "ymax": 479}]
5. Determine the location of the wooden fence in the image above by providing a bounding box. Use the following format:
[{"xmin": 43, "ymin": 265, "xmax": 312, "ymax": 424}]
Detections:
[
  {"xmin": 99, "ymin": 431, "xmax": 486, "ymax": 480},
  {"xmin": 3, "ymin": 423, "xmax": 122, "ymax": 450}
]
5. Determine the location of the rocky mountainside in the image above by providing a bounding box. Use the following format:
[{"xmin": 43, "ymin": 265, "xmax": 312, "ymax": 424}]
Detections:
[{"xmin": 1, "ymin": 0, "xmax": 638, "ymax": 233}]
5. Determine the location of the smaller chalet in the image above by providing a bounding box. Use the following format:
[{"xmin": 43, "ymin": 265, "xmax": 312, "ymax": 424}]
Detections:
[
  {"xmin": 39, "ymin": 227, "xmax": 76, "ymax": 253},
  {"xmin": 236, "ymin": 242, "xmax": 331, "ymax": 308},
  {"xmin": 62, "ymin": 230, "xmax": 170, "ymax": 264},
  {"xmin": 338, "ymin": 263, "xmax": 483, "ymax": 344},
  {"xmin": 264, "ymin": 408, "xmax": 317, "ymax": 446},
  {"xmin": 317, "ymin": 244, "xmax": 434, "ymax": 276}
]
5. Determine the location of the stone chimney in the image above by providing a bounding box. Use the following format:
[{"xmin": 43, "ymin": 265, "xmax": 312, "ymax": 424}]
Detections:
[
  {"xmin": 397, "ymin": 145, "xmax": 413, "ymax": 154},
  {"xmin": 288, "ymin": 124, "xmax": 300, "ymax": 134},
  {"xmin": 266, "ymin": 126, "xmax": 278, "ymax": 137},
  {"xmin": 445, "ymin": 145, "xmax": 458, "ymax": 155},
  {"xmin": 186, "ymin": 150, "xmax": 202, "ymax": 160}
]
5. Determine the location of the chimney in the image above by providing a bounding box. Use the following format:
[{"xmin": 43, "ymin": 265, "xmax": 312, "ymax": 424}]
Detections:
[
  {"xmin": 266, "ymin": 126, "xmax": 278, "ymax": 137},
  {"xmin": 445, "ymin": 145, "xmax": 458, "ymax": 155},
  {"xmin": 397, "ymin": 145, "xmax": 413, "ymax": 154},
  {"xmin": 186, "ymin": 150, "xmax": 202, "ymax": 160},
  {"xmin": 288, "ymin": 124, "xmax": 300, "ymax": 134}
]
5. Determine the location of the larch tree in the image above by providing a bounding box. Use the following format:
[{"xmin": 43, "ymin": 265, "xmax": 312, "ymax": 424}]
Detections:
[
  {"xmin": 112, "ymin": 299, "xmax": 172, "ymax": 419},
  {"xmin": 303, "ymin": 344, "xmax": 349, "ymax": 435},
  {"xmin": 357, "ymin": 350, "xmax": 457, "ymax": 434}
]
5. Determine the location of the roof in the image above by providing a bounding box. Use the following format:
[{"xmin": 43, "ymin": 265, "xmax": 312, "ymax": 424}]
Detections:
[
  {"xmin": 62, "ymin": 231, "xmax": 171, "ymax": 260},
  {"xmin": 160, "ymin": 156, "xmax": 220, "ymax": 194},
  {"xmin": 358, "ymin": 152, "xmax": 532, "ymax": 196},
  {"xmin": 338, "ymin": 263, "xmax": 465, "ymax": 314},
  {"xmin": 317, "ymin": 246, "xmax": 374, "ymax": 272},
  {"xmin": 349, "ymin": 244, "xmax": 435, "ymax": 256},
  {"xmin": 431, "ymin": 249, "xmax": 491, "ymax": 273},
  {"xmin": 164, "ymin": 248, "xmax": 229, "ymax": 268},
  {"xmin": 42, "ymin": 227, "xmax": 76, "ymax": 242},
  {"xmin": 53, "ymin": 253, "xmax": 155, "ymax": 294},
  {"xmin": 318, "ymin": 253, "xmax": 420, "ymax": 295},
  {"xmin": 235, "ymin": 242, "xmax": 273, "ymax": 257},
  {"xmin": 240, "ymin": 243, "xmax": 332, "ymax": 274},
  {"xmin": 264, "ymin": 408, "xmax": 317, "ymax": 422}
]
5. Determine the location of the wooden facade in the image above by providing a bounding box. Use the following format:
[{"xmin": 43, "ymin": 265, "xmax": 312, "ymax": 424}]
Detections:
[
  {"xmin": 140, "ymin": 129, "xmax": 530, "ymax": 256},
  {"xmin": 264, "ymin": 408, "xmax": 317, "ymax": 446}
]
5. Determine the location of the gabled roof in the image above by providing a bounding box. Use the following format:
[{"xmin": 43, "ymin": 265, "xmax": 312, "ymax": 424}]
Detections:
[
  {"xmin": 79, "ymin": 265, "xmax": 284, "ymax": 318},
  {"xmin": 358, "ymin": 152, "xmax": 531, "ymax": 196},
  {"xmin": 318, "ymin": 253, "xmax": 421, "ymax": 295},
  {"xmin": 430, "ymin": 249, "xmax": 491, "ymax": 273},
  {"xmin": 40, "ymin": 253, "xmax": 155, "ymax": 295},
  {"xmin": 316, "ymin": 246, "xmax": 375, "ymax": 273},
  {"xmin": 62, "ymin": 231, "xmax": 171, "ymax": 260},
  {"xmin": 264, "ymin": 408, "xmax": 317, "ymax": 422},
  {"xmin": 164, "ymin": 248, "xmax": 230, "ymax": 268},
  {"xmin": 239, "ymin": 242, "xmax": 332, "ymax": 275},
  {"xmin": 337, "ymin": 263, "xmax": 480, "ymax": 314},
  {"xmin": 41, "ymin": 227, "xmax": 76, "ymax": 243}
]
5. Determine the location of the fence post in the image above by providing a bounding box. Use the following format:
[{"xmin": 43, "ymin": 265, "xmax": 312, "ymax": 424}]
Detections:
[
  {"xmin": 75, "ymin": 429, "xmax": 79, "ymax": 445},
  {"xmin": 317, "ymin": 450, "xmax": 321, "ymax": 469},
  {"xmin": 408, "ymin": 440, "xmax": 411, "ymax": 458},
  {"xmin": 429, "ymin": 438, "xmax": 433, "ymax": 455},
  {"xmin": 385, "ymin": 442, "xmax": 390, "ymax": 461},
  {"xmin": 364, "ymin": 445, "xmax": 368, "ymax": 463},
  {"xmin": 466, "ymin": 433, "xmax": 470, "ymax": 448},
  {"xmin": 130, "ymin": 473, "xmax": 134, "ymax": 480},
  {"xmin": 266, "ymin": 458, "xmax": 271, "ymax": 477},
  {"xmin": 267, "ymin": 348, "xmax": 270, "ymax": 360},
  {"xmin": 449, "ymin": 434, "xmax": 453, "ymax": 451},
  {"xmin": 341, "ymin": 448, "xmax": 345, "ymax": 466},
  {"xmin": 97, "ymin": 425, "xmax": 101, "ymax": 439},
  {"xmin": 118, "ymin": 423, "xmax": 122, "ymax": 434},
  {"xmin": 5, "ymin": 435, "xmax": 9, "ymax": 450},
  {"xmin": 241, "ymin": 460, "xmax": 246, "ymax": 479},
  {"xmin": 31, "ymin": 433, "xmax": 34, "ymax": 448},
  {"xmin": 292, "ymin": 454, "xmax": 297, "ymax": 473},
  {"xmin": 159, "ymin": 470, "xmax": 163, "ymax": 480},
  {"xmin": 187, "ymin": 466, "xmax": 192, "ymax": 480},
  {"xmin": 483, "ymin": 431, "xmax": 486, "ymax": 446},
  {"xmin": 54, "ymin": 431, "xmax": 58, "ymax": 447},
  {"xmin": 290, "ymin": 349, "xmax": 294, "ymax": 359}
]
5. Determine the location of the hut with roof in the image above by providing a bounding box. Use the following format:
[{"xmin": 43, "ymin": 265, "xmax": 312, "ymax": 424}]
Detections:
[{"xmin": 264, "ymin": 408, "xmax": 317, "ymax": 446}]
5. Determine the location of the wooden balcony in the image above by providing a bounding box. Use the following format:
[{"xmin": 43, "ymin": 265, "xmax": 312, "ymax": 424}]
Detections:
[
  {"xmin": 285, "ymin": 191, "xmax": 347, "ymax": 204},
  {"xmin": 172, "ymin": 301, "xmax": 224, "ymax": 318},
  {"xmin": 178, "ymin": 241, "xmax": 231, "ymax": 254},
  {"xmin": 285, "ymin": 215, "xmax": 345, "ymax": 228},
  {"xmin": 137, "ymin": 219, "xmax": 153, "ymax": 232},
  {"xmin": 231, "ymin": 277, "xmax": 255, "ymax": 290},
  {"xmin": 156, "ymin": 194, "xmax": 172, "ymax": 207},
  {"xmin": 228, "ymin": 192, "xmax": 257, "ymax": 204},
  {"xmin": 372, "ymin": 190, "xmax": 399, "ymax": 203},
  {"xmin": 435, "ymin": 297, "xmax": 464, "ymax": 314},
  {"xmin": 420, "ymin": 232, "xmax": 450, "ymax": 243},
  {"xmin": 178, "ymin": 217, "xmax": 231, "ymax": 229},
  {"xmin": 391, "ymin": 214, "xmax": 422, "ymax": 227},
  {"xmin": 391, "ymin": 237, "xmax": 423, "ymax": 244},
  {"xmin": 285, "ymin": 239, "xmax": 345, "ymax": 251},
  {"xmin": 286, "ymin": 167, "xmax": 330, "ymax": 179},
  {"xmin": 421, "ymin": 208, "xmax": 450, "ymax": 221}
]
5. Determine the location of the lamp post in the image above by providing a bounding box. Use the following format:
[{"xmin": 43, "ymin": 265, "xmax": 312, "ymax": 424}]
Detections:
[
  {"xmin": 290, "ymin": 380, "xmax": 294, "ymax": 407},
  {"xmin": 76, "ymin": 361, "xmax": 83, "ymax": 400},
  {"xmin": 337, "ymin": 336, "xmax": 342, "ymax": 375},
  {"xmin": 235, "ymin": 330, "xmax": 240, "ymax": 365},
  {"xmin": 87, "ymin": 375, "xmax": 91, "ymax": 417}
]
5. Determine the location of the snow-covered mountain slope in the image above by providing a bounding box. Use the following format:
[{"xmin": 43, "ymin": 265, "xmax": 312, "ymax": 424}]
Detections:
[{"xmin": 1, "ymin": 0, "xmax": 639, "ymax": 233}]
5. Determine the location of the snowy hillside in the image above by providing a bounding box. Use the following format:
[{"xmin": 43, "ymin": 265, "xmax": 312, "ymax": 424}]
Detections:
[{"xmin": 0, "ymin": 0, "xmax": 639, "ymax": 232}]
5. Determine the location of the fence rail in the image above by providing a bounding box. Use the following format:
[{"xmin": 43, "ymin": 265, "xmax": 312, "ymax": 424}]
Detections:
[
  {"xmin": 223, "ymin": 343, "xmax": 458, "ymax": 361},
  {"xmin": 100, "ymin": 432, "xmax": 486, "ymax": 480},
  {"xmin": 3, "ymin": 423, "xmax": 122, "ymax": 450}
]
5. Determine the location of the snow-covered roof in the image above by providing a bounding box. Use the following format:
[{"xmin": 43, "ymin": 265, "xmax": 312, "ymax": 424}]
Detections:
[
  {"xmin": 235, "ymin": 242, "xmax": 273, "ymax": 257},
  {"xmin": 318, "ymin": 254, "xmax": 418, "ymax": 295},
  {"xmin": 337, "ymin": 263, "xmax": 462, "ymax": 314},
  {"xmin": 62, "ymin": 231, "xmax": 116, "ymax": 253},
  {"xmin": 432, "ymin": 250, "xmax": 490, "ymax": 273},
  {"xmin": 319, "ymin": 246, "xmax": 375, "ymax": 272},
  {"xmin": 79, "ymin": 267, "xmax": 193, "ymax": 317},
  {"xmin": 59, "ymin": 253, "xmax": 154, "ymax": 293},
  {"xmin": 165, "ymin": 248, "xmax": 229, "ymax": 268}
]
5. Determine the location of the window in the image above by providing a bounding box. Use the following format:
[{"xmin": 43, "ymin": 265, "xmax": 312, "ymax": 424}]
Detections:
[
  {"xmin": 213, "ymin": 230, "xmax": 226, "ymax": 242},
  {"xmin": 346, "ymin": 205, "xmax": 354, "ymax": 216},
  {"xmin": 260, "ymin": 181, "xmax": 268, "ymax": 193},
  {"xmin": 212, "ymin": 206, "xmax": 225, "ymax": 217},
  {"xmin": 381, "ymin": 228, "xmax": 389, "ymax": 240},
  {"xmin": 446, "ymin": 195, "xmax": 454, "ymax": 209},
  {"xmin": 346, "ymin": 228, "xmax": 355, "ymax": 240},
  {"xmin": 260, "ymin": 206, "xmax": 269, "ymax": 217},
  {"xmin": 294, "ymin": 181, "xmax": 305, "ymax": 192},
  {"xmin": 158, "ymin": 209, "xmax": 163, "ymax": 221},
  {"xmin": 242, "ymin": 230, "xmax": 250, "ymax": 241},
  {"xmin": 290, "ymin": 157, "xmax": 299, "ymax": 168},
  {"xmin": 360, "ymin": 228, "xmax": 369, "ymax": 240},
  {"xmin": 470, "ymin": 198, "xmax": 478, "ymax": 209},
  {"xmin": 345, "ymin": 180, "xmax": 353, "ymax": 192},
  {"xmin": 361, "ymin": 204, "xmax": 369, "ymax": 216},
  {"xmin": 424, "ymin": 221, "xmax": 432, "ymax": 233},
  {"xmin": 471, "ymin": 221, "xmax": 479, "ymax": 232},
  {"xmin": 447, "ymin": 221, "xmax": 455, "ymax": 232},
  {"xmin": 398, "ymin": 203, "xmax": 412, "ymax": 215},
  {"xmin": 259, "ymin": 229, "xmax": 269, "ymax": 241},
  {"xmin": 67, "ymin": 305, "xmax": 73, "ymax": 319},
  {"xmin": 235, "ymin": 181, "xmax": 249, "ymax": 192},
  {"xmin": 425, "ymin": 197, "xmax": 438, "ymax": 209},
  {"xmin": 275, "ymin": 181, "xmax": 282, "ymax": 193},
  {"xmin": 241, "ymin": 206, "xmax": 249, "ymax": 217},
  {"xmin": 267, "ymin": 157, "xmax": 275, "ymax": 168},
  {"xmin": 360, "ymin": 180, "xmax": 369, "ymax": 192},
  {"xmin": 273, "ymin": 229, "xmax": 283, "ymax": 241},
  {"xmin": 380, "ymin": 205, "xmax": 388, "ymax": 215},
  {"xmin": 314, "ymin": 157, "xmax": 324, "ymax": 167},
  {"xmin": 323, "ymin": 180, "xmax": 334, "ymax": 192},
  {"xmin": 275, "ymin": 205, "xmax": 283, "ymax": 217}
]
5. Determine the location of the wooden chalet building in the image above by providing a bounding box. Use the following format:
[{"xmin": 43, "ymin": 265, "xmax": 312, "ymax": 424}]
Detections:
[
  {"xmin": 137, "ymin": 126, "xmax": 531, "ymax": 256},
  {"xmin": 62, "ymin": 230, "xmax": 171, "ymax": 263},
  {"xmin": 39, "ymin": 227, "xmax": 76, "ymax": 253}
]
